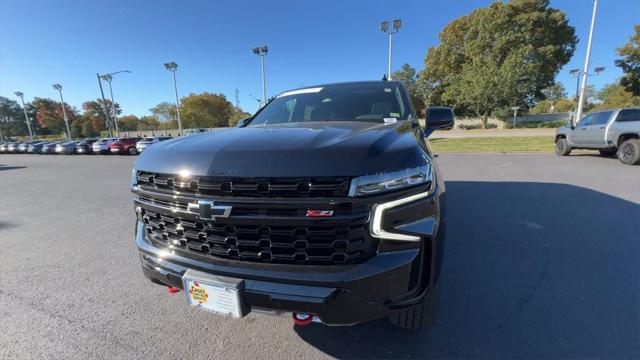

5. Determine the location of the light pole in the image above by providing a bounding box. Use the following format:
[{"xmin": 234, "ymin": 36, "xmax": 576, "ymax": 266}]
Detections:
[
  {"xmin": 252, "ymin": 46, "xmax": 268, "ymax": 105},
  {"xmin": 569, "ymin": 68, "xmax": 581, "ymax": 103},
  {"xmin": 52, "ymin": 84, "xmax": 71, "ymax": 140},
  {"xmin": 575, "ymin": 0, "xmax": 599, "ymax": 125},
  {"xmin": 164, "ymin": 62, "xmax": 183, "ymax": 136},
  {"xmin": 14, "ymin": 91, "xmax": 34, "ymax": 141},
  {"xmin": 249, "ymin": 94, "xmax": 263, "ymax": 108},
  {"xmin": 381, "ymin": 19, "xmax": 401, "ymax": 80},
  {"xmin": 570, "ymin": 66, "xmax": 604, "ymax": 122},
  {"xmin": 96, "ymin": 74, "xmax": 114, "ymax": 137},
  {"xmin": 99, "ymin": 70, "xmax": 131, "ymax": 136}
]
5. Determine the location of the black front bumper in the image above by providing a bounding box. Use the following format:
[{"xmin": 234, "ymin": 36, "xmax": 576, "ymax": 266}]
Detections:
[{"xmin": 135, "ymin": 185, "xmax": 444, "ymax": 326}]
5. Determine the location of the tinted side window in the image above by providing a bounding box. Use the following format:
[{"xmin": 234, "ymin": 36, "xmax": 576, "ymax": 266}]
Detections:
[
  {"xmin": 616, "ymin": 109, "xmax": 640, "ymax": 122},
  {"xmin": 591, "ymin": 111, "xmax": 614, "ymax": 125},
  {"xmin": 577, "ymin": 114, "xmax": 594, "ymax": 127}
]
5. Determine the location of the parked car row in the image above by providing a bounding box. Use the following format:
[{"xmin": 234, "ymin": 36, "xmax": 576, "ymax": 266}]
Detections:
[{"xmin": 0, "ymin": 136, "xmax": 173, "ymax": 155}]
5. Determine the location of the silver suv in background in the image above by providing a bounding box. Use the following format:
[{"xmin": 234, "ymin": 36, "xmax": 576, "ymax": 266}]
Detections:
[
  {"xmin": 92, "ymin": 138, "xmax": 119, "ymax": 154},
  {"xmin": 555, "ymin": 108, "xmax": 640, "ymax": 165},
  {"xmin": 136, "ymin": 136, "xmax": 172, "ymax": 153}
]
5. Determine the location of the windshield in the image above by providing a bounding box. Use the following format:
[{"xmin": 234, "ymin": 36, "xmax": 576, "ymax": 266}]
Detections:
[{"xmin": 249, "ymin": 82, "xmax": 412, "ymax": 126}]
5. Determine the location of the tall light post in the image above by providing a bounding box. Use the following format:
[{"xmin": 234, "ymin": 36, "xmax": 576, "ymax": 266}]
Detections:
[
  {"xmin": 249, "ymin": 94, "xmax": 263, "ymax": 108},
  {"xmin": 164, "ymin": 62, "xmax": 183, "ymax": 136},
  {"xmin": 575, "ymin": 0, "xmax": 599, "ymax": 125},
  {"xmin": 381, "ymin": 19, "xmax": 401, "ymax": 80},
  {"xmin": 96, "ymin": 74, "xmax": 114, "ymax": 137},
  {"xmin": 252, "ymin": 46, "xmax": 268, "ymax": 105},
  {"xmin": 14, "ymin": 91, "xmax": 34, "ymax": 141},
  {"xmin": 52, "ymin": 84, "xmax": 71, "ymax": 140},
  {"xmin": 99, "ymin": 70, "xmax": 131, "ymax": 136},
  {"xmin": 570, "ymin": 66, "xmax": 604, "ymax": 122}
]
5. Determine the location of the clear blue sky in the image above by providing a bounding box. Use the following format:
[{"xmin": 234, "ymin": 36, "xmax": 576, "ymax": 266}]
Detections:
[{"xmin": 1, "ymin": 0, "xmax": 637, "ymax": 117}]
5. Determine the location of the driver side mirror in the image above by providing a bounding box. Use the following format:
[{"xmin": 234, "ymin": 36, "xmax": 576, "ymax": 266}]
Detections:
[
  {"xmin": 236, "ymin": 118, "xmax": 251, "ymax": 128},
  {"xmin": 424, "ymin": 107, "xmax": 454, "ymax": 137}
]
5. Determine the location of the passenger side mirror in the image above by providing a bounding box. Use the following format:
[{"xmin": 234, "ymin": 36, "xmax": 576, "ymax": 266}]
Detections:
[
  {"xmin": 236, "ymin": 118, "xmax": 251, "ymax": 128},
  {"xmin": 424, "ymin": 107, "xmax": 454, "ymax": 137}
]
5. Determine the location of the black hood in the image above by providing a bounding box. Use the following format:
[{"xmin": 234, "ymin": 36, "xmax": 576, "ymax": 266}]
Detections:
[{"xmin": 133, "ymin": 121, "xmax": 430, "ymax": 177}]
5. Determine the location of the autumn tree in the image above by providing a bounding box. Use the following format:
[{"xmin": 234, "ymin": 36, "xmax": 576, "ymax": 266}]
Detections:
[
  {"xmin": 181, "ymin": 92, "xmax": 234, "ymax": 128},
  {"xmin": 421, "ymin": 0, "xmax": 577, "ymax": 127},
  {"xmin": 615, "ymin": 24, "xmax": 640, "ymax": 95},
  {"xmin": 82, "ymin": 99, "xmax": 121, "ymax": 132},
  {"xmin": 31, "ymin": 97, "xmax": 77, "ymax": 135}
]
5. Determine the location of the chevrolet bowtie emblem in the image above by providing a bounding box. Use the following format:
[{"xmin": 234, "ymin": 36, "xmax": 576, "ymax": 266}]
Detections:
[{"xmin": 187, "ymin": 200, "xmax": 232, "ymax": 220}]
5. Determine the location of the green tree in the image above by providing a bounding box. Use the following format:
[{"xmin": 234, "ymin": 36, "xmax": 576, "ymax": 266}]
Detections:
[
  {"xmin": 530, "ymin": 98, "xmax": 575, "ymax": 113},
  {"xmin": 181, "ymin": 92, "xmax": 234, "ymax": 128},
  {"xmin": 118, "ymin": 115, "xmax": 140, "ymax": 131},
  {"xmin": 615, "ymin": 24, "xmax": 640, "ymax": 95},
  {"xmin": 229, "ymin": 108, "xmax": 252, "ymax": 127},
  {"xmin": 392, "ymin": 64, "xmax": 424, "ymax": 112},
  {"xmin": 544, "ymin": 82, "xmax": 567, "ymax": 101},
  {"xmin": 421, "ymin": 0, "xmax": 577, "ymax": 127},
  {"xmin": 70, "ymin": 120, "xmax": 83, "ymax": 138},
  {"xmin": 593, "ymin": 83, "xmax": 640, "ymax": 110},
  {"xmin": 149, "ymin": 102, "xmax": 177, "ymax": 123},
  {"xmin": 138, "ymin": 115, "xmax": 160, "ymax": 131},
  {"xmin": 0, "ymin": 96, "xmax": 29, "ymax": 138},
  {"xmin": 82, "ymin": 120, "xmax": 98, "ymax": 137}
]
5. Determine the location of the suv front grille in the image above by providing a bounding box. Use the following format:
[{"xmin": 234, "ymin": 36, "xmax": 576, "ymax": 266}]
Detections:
[
  {"xmin": 136, "ymin": 171, "xmax": 351, "ymax": 198},
  {"xmin": 134, "ymin": 175, "xmax": 376, "ymax": 265},
  {"xmin": 139, "ymin": 208, "xmax": 372, "ymax": 265}
]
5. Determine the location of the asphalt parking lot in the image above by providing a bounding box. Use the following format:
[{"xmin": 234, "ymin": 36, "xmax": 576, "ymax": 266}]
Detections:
[{"xmin": 1, "ymin": 153, "xmax": 639, "ymax": 359}]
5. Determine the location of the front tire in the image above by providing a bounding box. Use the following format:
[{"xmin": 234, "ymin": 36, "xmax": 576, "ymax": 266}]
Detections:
[
  {"xmin": 128, "ymin": 147, "xmax": 138, "ymax": 155},
  {"xmin": 389, "ymin": 286, "xmax": 439, "ymax": 331},
  {"xmin": 618, "ymin": 139, "xmax": 640, "ymax": 165},
  {"xmin": 555, "ymin": 138, "xmax": 571, "ymax": 156}
]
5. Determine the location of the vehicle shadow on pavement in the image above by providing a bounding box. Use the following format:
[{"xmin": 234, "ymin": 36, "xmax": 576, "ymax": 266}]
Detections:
[
  {"xmin": 0, "ymin": 164, "xmax": 26, "ymax": 171},
  {"xmin": 295, "ymin": 181, "xmax": 640, "ymax": 359}
]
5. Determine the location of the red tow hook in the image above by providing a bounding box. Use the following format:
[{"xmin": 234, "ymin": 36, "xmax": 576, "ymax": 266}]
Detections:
[
  {"xmin": 292, "ymin": 313, "xmax": 314, "ymax": 326},
  {"xmin": 167, "ymin": 286, "xmax": 181, "ymax": 293}
]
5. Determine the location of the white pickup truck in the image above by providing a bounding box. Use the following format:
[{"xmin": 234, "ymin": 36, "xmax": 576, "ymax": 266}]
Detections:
[{"xmin": 555, "ymin": 108, "xmax": 640, "ymax": 165}]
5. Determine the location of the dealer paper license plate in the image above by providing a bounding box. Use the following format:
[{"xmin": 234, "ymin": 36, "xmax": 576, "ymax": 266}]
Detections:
[{"xmin": 182, "ymin": 269, "xmax": 245, "ymax": 318}]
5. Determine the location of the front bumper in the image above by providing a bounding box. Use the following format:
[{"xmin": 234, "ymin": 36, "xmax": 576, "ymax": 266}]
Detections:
[{"xmin": 134, "ymin": 184, "xmax": 445, "ymax": 326}]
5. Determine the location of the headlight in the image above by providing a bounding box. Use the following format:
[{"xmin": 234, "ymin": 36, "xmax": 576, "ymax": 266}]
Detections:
[{"xmin": 348, "ymin": 164, "xmax": 432, "ymax": 197}]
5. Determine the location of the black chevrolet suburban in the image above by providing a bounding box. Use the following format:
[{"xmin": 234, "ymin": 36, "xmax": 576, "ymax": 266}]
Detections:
[{"xmin": 130, "ymin": 81, "xmax": 452, "ymax": 330}]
